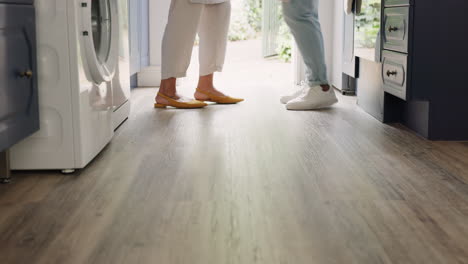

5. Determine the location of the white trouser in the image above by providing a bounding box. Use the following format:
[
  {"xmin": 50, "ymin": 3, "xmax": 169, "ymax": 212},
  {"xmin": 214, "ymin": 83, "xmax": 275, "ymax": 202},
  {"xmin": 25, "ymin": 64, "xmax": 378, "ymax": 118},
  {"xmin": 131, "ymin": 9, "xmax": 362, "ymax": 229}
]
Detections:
[{"xmin": 161, "ymin": 0, "xmax": 231, "ymax": 80}]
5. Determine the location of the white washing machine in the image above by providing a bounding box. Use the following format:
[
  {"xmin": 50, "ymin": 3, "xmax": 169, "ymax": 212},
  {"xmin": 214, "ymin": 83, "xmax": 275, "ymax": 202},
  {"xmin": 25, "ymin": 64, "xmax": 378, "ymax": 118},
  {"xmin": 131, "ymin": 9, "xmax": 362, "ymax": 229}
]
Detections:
[
  {"xmin": 112, "ymin": 0, "xmax": 131, "ymax": 130},
  {"xmin": 10, "ymin": 0, "xmax": 124, "ymax": 173}
]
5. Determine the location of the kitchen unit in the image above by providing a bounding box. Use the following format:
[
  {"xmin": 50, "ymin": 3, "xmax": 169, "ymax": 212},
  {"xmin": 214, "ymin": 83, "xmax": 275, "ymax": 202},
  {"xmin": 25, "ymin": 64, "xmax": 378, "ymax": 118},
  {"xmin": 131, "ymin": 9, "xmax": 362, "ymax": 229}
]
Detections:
[
  {"xmin": 341, "ymin": 7, "xmax": 358, "ymax": 96},
  {"xmin": 0, "ymin": 0, "xmax": 39, "ymax": 182},
  {"xmin": 382, "ymin": 0, "xmax": 468, "ymax": 140},
  {"xmin": 354, "ymin": 0, "xmax": 384, "ymax": 121},
  {"xmin": 353, "ymin": 0, "xmax": 468, "ymax": 140}
]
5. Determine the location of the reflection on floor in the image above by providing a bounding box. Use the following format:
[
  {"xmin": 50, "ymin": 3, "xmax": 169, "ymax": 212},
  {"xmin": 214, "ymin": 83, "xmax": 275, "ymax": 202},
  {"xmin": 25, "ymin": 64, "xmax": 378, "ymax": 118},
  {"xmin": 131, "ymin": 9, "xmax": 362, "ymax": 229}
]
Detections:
[{"xmin": 1, "ymin": 40, "xmax": 468, "ymax": 264}]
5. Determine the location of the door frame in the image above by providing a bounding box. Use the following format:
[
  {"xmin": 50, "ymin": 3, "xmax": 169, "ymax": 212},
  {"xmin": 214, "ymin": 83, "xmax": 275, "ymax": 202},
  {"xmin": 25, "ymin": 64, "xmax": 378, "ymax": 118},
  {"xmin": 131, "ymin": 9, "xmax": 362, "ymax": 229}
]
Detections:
[{"xmin": 262, "ymin": 0, "xmax": 280, "ymax": 57}]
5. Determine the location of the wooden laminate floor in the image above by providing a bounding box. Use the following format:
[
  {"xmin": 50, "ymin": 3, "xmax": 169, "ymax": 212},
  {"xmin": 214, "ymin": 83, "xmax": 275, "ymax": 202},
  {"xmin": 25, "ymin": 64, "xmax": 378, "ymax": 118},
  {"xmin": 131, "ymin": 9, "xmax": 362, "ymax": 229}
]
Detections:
[{"xmin": 1, "ymin": 40, "xmax": 468, "ymax": 264}]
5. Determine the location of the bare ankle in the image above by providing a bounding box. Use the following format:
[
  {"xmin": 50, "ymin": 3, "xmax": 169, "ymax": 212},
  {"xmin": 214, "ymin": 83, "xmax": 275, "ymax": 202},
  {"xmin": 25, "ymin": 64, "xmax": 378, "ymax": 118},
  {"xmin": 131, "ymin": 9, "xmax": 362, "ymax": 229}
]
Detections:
[
  {"xmin": 160, "ymin": 78, "xmax": 177, "ymax": 96},
  {"xmin": 160, "ymin": 88, "xmax": 176, "ymax": 97},
  {"xmin": 321, "ymin": 85, "xmax": 330, "ymax": 92},
  {"xmin": 197, "ymin": 74, "xmax": 214, "ymax": 91}
]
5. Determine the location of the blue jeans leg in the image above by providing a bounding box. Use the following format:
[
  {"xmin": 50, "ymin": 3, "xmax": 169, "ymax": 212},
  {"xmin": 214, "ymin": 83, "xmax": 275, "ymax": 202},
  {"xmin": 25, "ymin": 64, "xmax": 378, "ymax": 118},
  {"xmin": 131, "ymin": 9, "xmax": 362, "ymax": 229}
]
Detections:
[{"xmin": 282, "ymin": 0, "xmax": 328, "ymax": 86}]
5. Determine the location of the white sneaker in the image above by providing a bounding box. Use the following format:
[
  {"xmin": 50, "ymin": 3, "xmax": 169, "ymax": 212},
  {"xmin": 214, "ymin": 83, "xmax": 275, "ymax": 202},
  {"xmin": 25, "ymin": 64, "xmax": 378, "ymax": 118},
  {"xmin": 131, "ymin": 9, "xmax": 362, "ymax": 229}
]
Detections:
[
  {"xmin": 286, "ymin": 85, "xmax": 338, "ymax": 110},
  {"xmin": 280, "ymin": 88, "xmax": 304, "ymax": 104}
]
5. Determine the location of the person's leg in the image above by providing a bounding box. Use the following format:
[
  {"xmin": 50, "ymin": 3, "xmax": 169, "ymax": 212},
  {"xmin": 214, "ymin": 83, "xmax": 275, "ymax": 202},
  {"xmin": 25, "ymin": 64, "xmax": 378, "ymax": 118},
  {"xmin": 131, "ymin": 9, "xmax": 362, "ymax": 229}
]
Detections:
[
  {"xmin": 198, "ymin": 1, "xmax": 231, "ymax": 78},
  {"xmin": 158, "ymin": 0, "xmax": 203, "ymax": 101},
  {"xmin": 281, "ymin": 0, "xmax": 337, "ymax": 109},
  {"xmin": 194, "ymin": 2, "xmax": 242, "ymax": 103},
  {"xmin": 282, "ymin": 0, "xmax": 328, "ymax": 89}
]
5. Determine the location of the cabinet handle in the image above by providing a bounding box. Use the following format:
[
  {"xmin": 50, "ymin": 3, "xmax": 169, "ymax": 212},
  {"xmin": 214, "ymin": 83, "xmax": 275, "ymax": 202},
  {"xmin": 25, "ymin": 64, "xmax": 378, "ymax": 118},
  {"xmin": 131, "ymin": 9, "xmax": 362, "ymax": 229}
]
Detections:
[
  {"xmin": 19, "ymin": 70, "xmax": 33, "ymax": 79},
  {"xmin": 388, "ymin": 26, "xmax": 399, "ymax": 32},
  {"xmin": 387, "ymin": 70, "xmax": 398, "ymax": 77}
]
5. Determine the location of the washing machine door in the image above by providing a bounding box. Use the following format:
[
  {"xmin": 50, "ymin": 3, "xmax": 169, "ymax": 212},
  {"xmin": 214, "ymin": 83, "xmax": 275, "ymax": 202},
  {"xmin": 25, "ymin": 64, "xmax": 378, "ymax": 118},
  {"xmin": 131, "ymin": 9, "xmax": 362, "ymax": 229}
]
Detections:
[{"xmin": 81, "ymin": 0, "xmax": 119, "ymax": 84}]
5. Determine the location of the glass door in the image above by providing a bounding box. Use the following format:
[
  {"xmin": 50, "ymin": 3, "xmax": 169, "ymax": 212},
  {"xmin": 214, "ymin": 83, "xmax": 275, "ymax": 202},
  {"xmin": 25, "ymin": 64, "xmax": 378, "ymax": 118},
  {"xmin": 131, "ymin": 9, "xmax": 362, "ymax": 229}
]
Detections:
[
  {"xmin": 80, "ymin": 0, "xmax": 119, "ymax": 84},
  {"xmin": 355, "ymin": 0, "xmax": 382, "ymax": 62},
  {"xmin": 262, "ymin": 0, "xmax": 280, "ymax": 57},
  {"xmin": 91, "ymin": 0, "xmax": 112, "ymax": 64}
]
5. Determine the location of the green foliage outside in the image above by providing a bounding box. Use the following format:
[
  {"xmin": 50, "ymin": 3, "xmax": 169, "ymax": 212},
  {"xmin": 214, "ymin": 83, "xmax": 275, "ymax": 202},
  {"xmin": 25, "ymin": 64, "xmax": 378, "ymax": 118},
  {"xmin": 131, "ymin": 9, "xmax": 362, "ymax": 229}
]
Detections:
[
  {"xmin": 245, "ymin": 0, "xmax": 263, "ymax": 32},
  {"xmin": 228, "ymin": 0, "xmax": 262, "ymax": 41},
  {"xmin": 276, "ymin": 5, "xmax": 292, "ymax": 62},
  {"xmin": 355, "ymin": 0, "xmax": 381, "ymax": 48},
  {"xmin": 227, "ymin": 0, "xmax": 292, "ymax": 62},
  {"xmin": 228, "ymin": 15, "xmax": 258, "ymax": 41}
]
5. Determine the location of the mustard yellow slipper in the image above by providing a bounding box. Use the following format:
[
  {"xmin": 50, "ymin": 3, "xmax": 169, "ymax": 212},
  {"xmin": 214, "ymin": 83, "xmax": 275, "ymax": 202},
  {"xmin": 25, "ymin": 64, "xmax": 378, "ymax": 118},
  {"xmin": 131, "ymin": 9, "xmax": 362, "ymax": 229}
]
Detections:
[
  {"xmin": 195, "ymin": 89, "xmax": 244, "ymax": 104},
  {"xmin": 154, "ymin": 93, "xmax": 207, "ymax": 109}
]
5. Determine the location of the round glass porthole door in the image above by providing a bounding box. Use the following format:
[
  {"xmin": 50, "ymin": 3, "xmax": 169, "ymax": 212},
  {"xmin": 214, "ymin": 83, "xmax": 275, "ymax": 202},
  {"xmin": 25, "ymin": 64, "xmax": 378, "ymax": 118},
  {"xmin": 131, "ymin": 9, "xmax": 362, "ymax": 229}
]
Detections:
[
  {"xmin": 91, "ymin": 0, "xmax": 112, "ymax": 63},
  {"xmin": 81, "ymin": 0, "xmax": 119, "ymax": 84}
]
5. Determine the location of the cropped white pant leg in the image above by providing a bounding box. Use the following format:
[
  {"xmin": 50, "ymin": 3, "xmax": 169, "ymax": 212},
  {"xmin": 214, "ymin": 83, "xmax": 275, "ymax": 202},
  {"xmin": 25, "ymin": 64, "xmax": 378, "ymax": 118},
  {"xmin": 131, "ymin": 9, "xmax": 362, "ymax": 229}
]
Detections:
[{"xmin": 161, "ymin": 0, "xmax": 231, "ymax": 80}]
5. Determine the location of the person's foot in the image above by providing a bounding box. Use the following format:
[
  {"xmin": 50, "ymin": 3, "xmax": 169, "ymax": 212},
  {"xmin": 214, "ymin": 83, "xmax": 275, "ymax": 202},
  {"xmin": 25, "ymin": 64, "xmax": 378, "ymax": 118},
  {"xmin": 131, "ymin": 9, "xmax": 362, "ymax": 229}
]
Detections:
[
  {"xmin": 155, "ymin": 93, "xmax": 207, "ymax": 109},
  {"xmin": 194, "ymin": 87, "xmax": 226, "ymax": 101},
  {"xmin": 195, "ymin": 87, "xmax": 244, "ymax": 104},
  {"xmin": 195, "ymin": 73, "xmax": 244, "ymax": 104},
  {"xmin": 286, "ymin": 85, "xmax": 338, "ymax": 110}
]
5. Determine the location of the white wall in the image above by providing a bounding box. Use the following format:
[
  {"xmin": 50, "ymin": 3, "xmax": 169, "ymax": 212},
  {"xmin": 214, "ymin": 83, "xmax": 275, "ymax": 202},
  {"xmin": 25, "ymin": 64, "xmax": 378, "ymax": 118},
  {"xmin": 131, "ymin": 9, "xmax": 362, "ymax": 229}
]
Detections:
[
  {"xmin": 319, "ymin": 0, "xmax": 335, "ymax": 86},
  {"xmin": 150, "ymin": 0, "xmax": 171, "ymax": 67},
  {"xmin": 129, "ymin": 0, "xmax": 150, "ymax": 76},
  {"xmin": 331, "ymin": 0, "xmax": 344, "ymax": 89},
  {"xmin": 138, "ymin": 0, "xmax": 171, "ymax": 87},
  {"xmin": 140, "ymin": 0, "xmax": 150, "ymax": 67}
]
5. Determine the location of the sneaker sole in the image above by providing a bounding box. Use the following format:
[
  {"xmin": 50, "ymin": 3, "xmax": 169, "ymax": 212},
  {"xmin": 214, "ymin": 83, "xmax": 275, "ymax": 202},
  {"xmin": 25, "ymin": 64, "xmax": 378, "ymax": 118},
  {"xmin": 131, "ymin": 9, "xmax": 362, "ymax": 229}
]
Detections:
[
  {"xmin": 315, "ymin": 99, "xmax": 339, "ymax": 109},
  {"xmin": 286, "ymin": 99, "xmax": 338, "ymax": 110}
]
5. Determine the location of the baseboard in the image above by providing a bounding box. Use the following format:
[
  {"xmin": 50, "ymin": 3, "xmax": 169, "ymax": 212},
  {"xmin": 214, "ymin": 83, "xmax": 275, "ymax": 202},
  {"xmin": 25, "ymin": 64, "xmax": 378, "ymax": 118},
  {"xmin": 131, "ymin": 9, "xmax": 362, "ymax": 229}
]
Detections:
[{"xmin": 137, "ymin": 66, "xmax": 161, "ymax": 87}]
